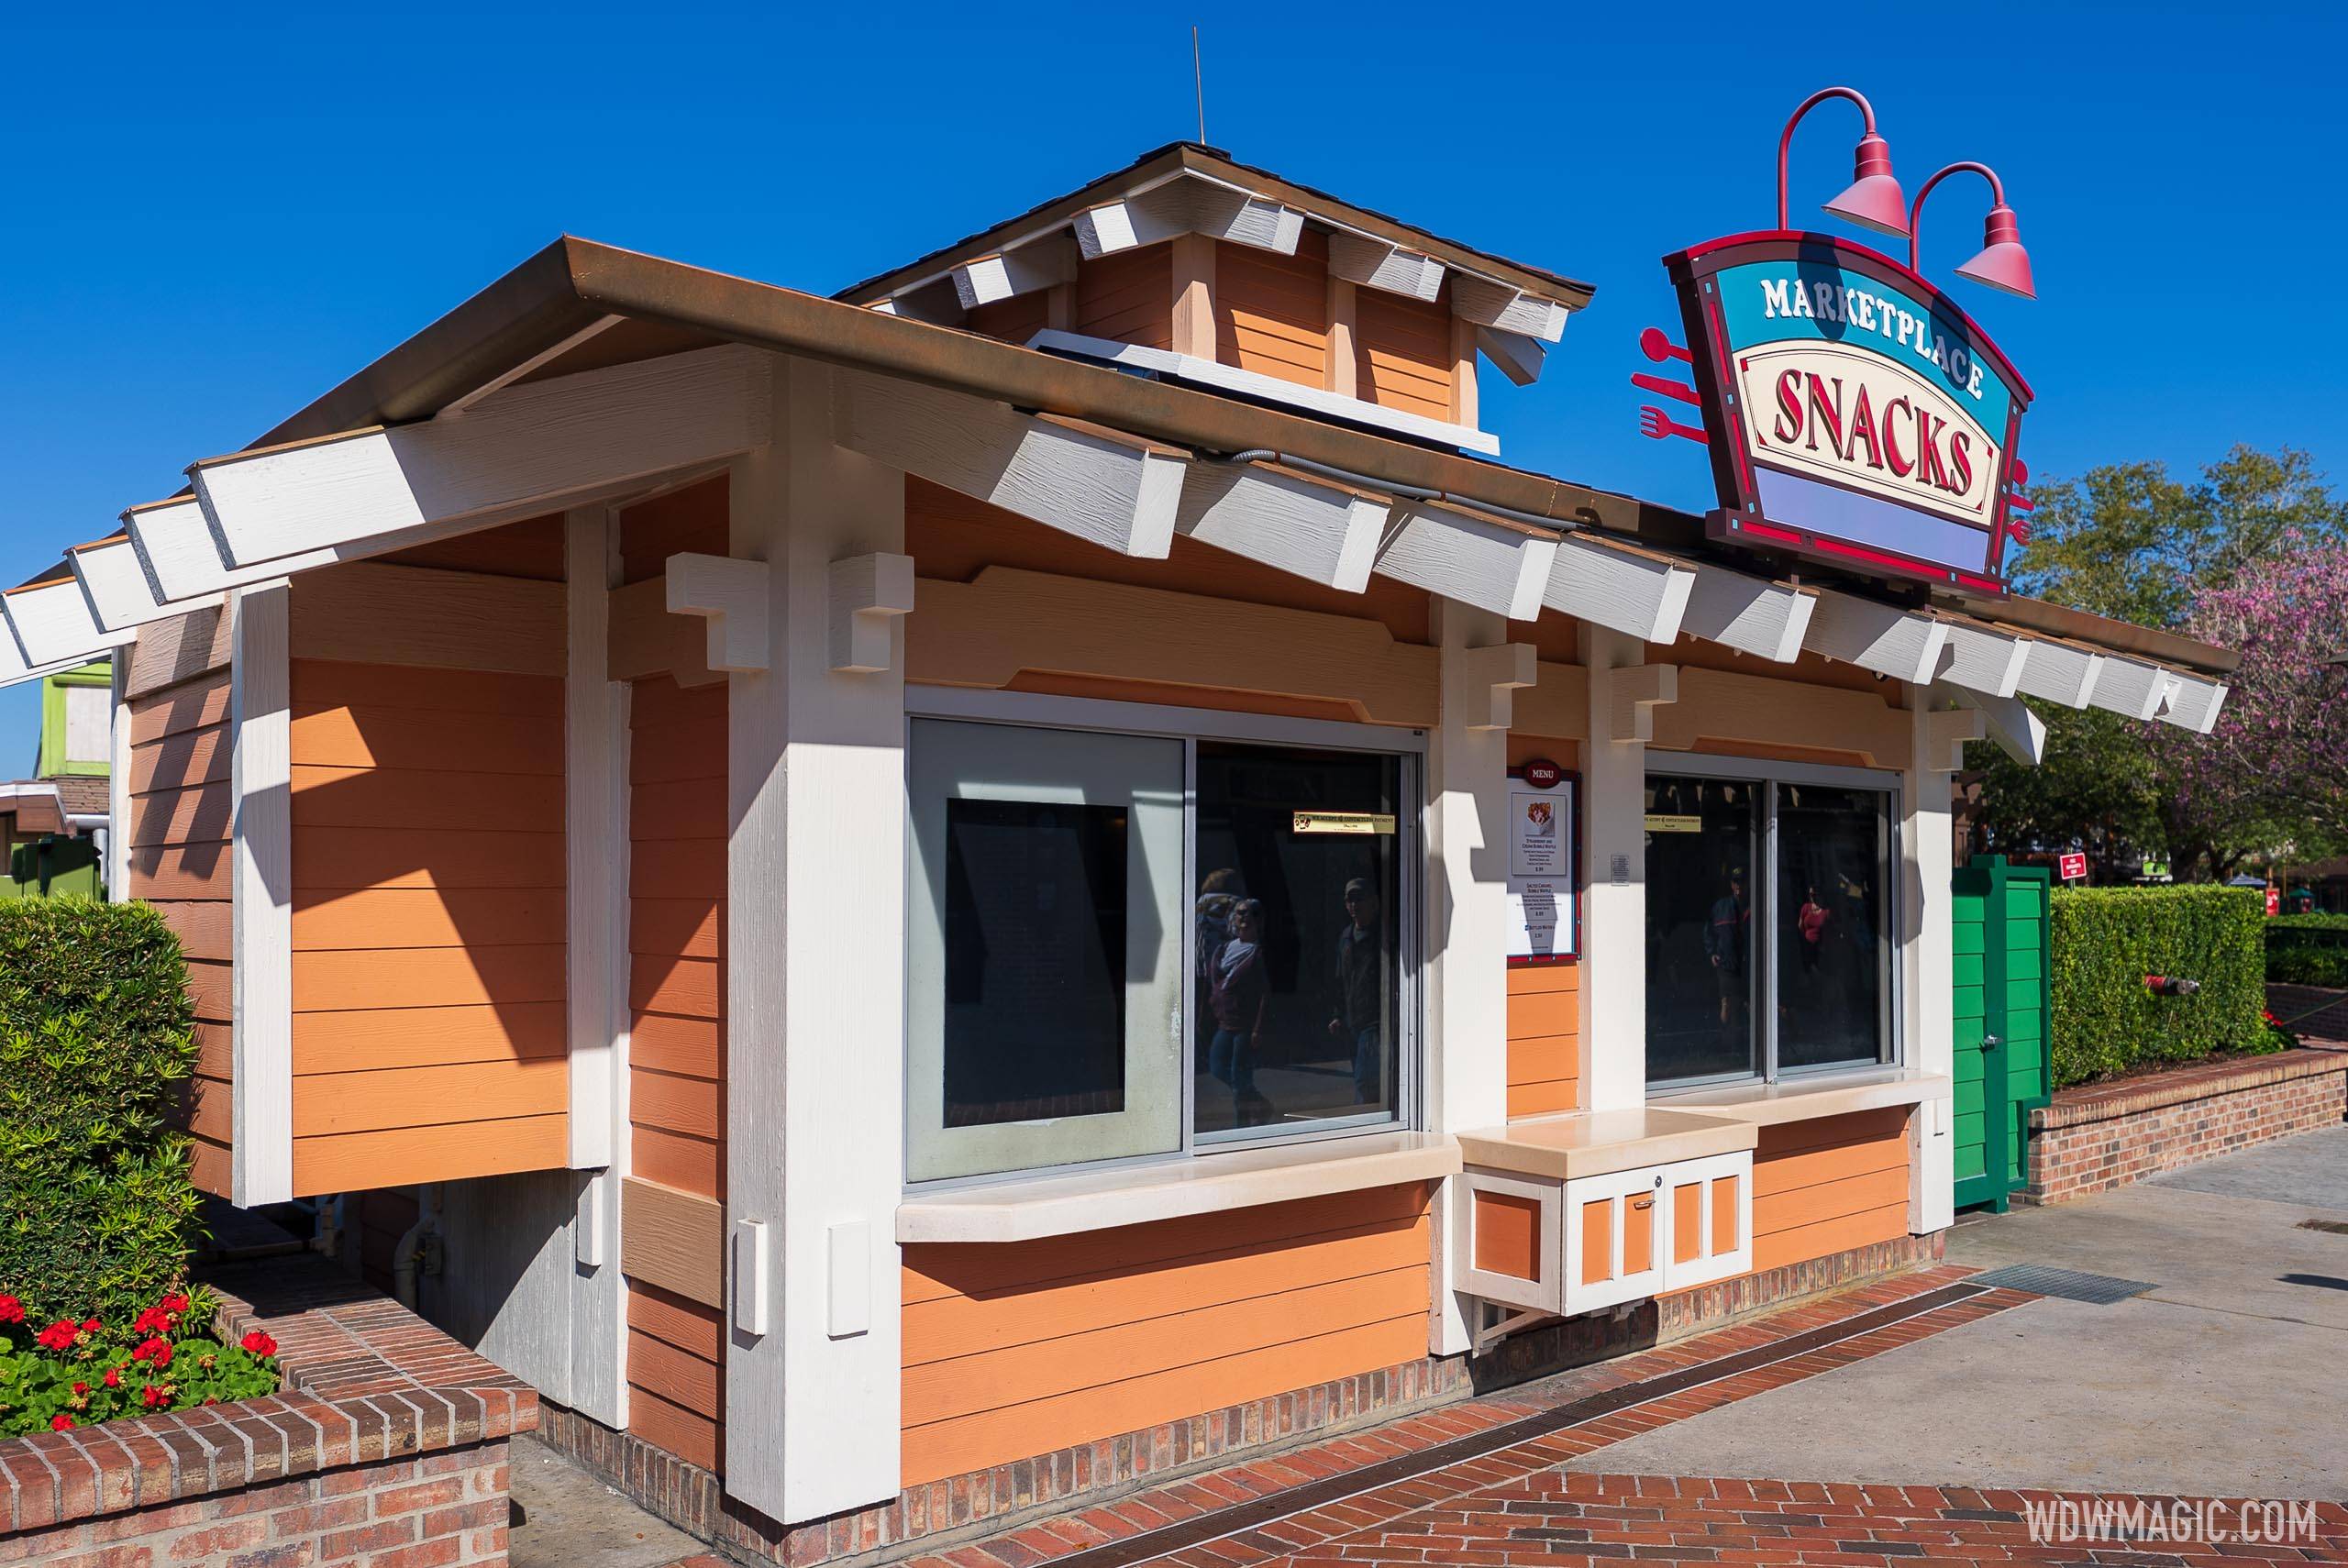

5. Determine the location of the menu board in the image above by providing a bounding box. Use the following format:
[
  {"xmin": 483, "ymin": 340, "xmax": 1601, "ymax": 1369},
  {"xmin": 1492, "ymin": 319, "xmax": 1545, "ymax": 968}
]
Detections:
[{"xmin": 1506, "ymin": 767, "xmax": 1577, "ymax": 961}]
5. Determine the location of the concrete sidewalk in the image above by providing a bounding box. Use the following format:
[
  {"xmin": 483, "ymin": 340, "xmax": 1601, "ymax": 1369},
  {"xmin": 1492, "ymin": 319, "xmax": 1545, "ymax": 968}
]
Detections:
[{"xmin": 1565, "ymin": 1124, "xmax": 2348, "ymax": 1498}]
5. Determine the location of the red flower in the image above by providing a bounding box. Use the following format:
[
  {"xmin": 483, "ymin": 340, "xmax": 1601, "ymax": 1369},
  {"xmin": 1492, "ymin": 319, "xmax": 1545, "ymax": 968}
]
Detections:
[
  {"xmin": 239, "ymin": 1331, "xmax": 278, "ymax": 1358},
  {"xmin": 36, "ymin": 1320, "xmax": 78, "ymax": 1352},
  {"xmin": 50, "ymin": 1414, "xmax": 73, "ymax": 1431},
  {"xmin": 0, "ymin": 1294, "xmax": 23, "ymax": 1326},
  {"xmin": 132, "ymin": 1338, "xmax": 172, "ymax": 1368},
  {"xmin": 134, "ymin": 1307, "xmax": 173, "ymax": 1336},
  {"xmin": 159, "ymin": 1294, "xmax": 189, "ymax": 1314},
  {"xmin": 141, "ymin": 1386, "xmax": 167, "ymax": 1409},
  {"xmin": 102, "ymin": 1368, "xmax": 120, "ymax": 1388},
  {"xmin": 71, "ymin": 1382, "xmax": 88, "ymax": 1397},
  {"xmin": 81, "ymin": 1319, "xmax": 100, "ymax": 1334}
]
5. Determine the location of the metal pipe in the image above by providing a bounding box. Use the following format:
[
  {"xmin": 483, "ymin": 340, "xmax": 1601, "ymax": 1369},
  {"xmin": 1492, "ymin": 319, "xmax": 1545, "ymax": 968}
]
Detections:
[{"xmin": 392, "ymin": 1185, "xmax": 444, "ymax": 1309}]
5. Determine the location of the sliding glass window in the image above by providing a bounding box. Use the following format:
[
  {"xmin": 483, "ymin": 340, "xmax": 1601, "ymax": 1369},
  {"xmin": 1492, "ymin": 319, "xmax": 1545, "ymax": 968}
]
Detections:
[
  {"xmin": 1645, "ymin": 766, "xmax": 1895, "ymax": 1089},
  {"xmin": 906, "ymin": 713, "xmax": 1413, "ymax": 1185}
]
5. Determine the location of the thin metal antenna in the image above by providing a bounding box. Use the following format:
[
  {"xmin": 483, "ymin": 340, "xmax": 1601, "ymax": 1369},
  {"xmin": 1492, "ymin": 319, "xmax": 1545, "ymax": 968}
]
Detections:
[{"xmin": 1191, "ymin": 26, "xmax": 1207, "ymax": 145}]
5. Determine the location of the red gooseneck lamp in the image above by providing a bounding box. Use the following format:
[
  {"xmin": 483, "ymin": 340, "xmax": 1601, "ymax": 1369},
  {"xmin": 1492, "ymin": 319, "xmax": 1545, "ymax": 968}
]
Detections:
[
  {"xmin": 1777, "ymin": 86, "xmax": 1910, "ymax": 237},
  {"xmin": 1909, "ymin": 160, "xmax": 2037, "ymax": 299}
]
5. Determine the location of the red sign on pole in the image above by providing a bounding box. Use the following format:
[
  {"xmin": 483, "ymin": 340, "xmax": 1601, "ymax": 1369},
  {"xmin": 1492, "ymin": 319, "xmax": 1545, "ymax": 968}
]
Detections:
[{"xmin": 2057, "ymin": 852, "xmax": 2088, "ymax": 882}]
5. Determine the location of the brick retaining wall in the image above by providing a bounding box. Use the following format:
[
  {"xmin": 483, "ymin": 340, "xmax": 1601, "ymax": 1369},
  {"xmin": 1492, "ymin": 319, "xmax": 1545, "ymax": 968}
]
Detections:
[
  {"xmin": 0, "ymin": 1256, "xmax": 535, "ymax": 1566},
  {"xmin": 2026, "ymin": 1047, "xmax": 2348, "ymax": 1204}
]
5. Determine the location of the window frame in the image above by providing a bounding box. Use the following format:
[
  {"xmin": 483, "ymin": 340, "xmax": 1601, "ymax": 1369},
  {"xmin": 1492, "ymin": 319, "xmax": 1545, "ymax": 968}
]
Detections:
[
  {"xmin": 903, "ymin": 686, "xmax": 1426, "ymax": 1192},
  {"xmin": 1642, "ymin": 751, "xmax": 1905, "ymax": 1095}
]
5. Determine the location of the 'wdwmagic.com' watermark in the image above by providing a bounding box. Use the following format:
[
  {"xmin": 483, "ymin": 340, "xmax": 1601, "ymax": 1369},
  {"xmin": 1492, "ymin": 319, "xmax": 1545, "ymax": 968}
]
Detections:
[{"xmin": 2023, "ymin": 1496, "xmax": 2324, "ymax": 1547}]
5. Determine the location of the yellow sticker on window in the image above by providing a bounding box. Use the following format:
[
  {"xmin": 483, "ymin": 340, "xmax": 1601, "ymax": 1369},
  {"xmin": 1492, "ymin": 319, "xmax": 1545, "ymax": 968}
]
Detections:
[
  {"xmin": 1291, "ymin": 812, "xmax": 1397, "ymax": 835},
  {"xmin": 1644, "ymin": 813, "xmax": 1702, "ymax": 834}
]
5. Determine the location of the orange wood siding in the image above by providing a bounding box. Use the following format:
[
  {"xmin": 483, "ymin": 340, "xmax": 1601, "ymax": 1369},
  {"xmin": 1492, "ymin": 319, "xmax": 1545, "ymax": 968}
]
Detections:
[
  {"xmin": 901, "ymin": 1183, "xmax": 1433, "ymax": 1488},
  {"xmin": 1471, "ymin": 1190, "xmax": 1540, "ymax": 1280},
  {"xmin": 1214, "ymin": 233, "xmax": 1328, "ymax": 390},
  {"xmin": 287, "ymin": 651, "xmax": 568, "ymax": 1194},
  {"xmin": 618, "ymin": 480, "xmax": 730, "ymax": 1474},
  {"xmin": 1074, "ymin": 243, "xmax": 1173, "ymax": 350},
  {"xmin": 1506, "ymin": 963, "xmax": 1580, "ymax": 1119},
  {"xmin": 129, "ymin": 648, "xmax": 234, "ymax": 1198},
  {"xmin": 1749, "ymin": 1107, "xmax": 1912, "ymax": 1272},
  {"xmin": 1354, "ymin": 287, "xmax": 1456, "ymax": 423}
]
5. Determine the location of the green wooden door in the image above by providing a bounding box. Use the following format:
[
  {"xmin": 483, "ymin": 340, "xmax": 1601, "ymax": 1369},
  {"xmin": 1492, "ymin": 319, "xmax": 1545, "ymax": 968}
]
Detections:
[{"xmin": 1951, "ymin": 857, "xmax": 2051, "ymax": 1211}]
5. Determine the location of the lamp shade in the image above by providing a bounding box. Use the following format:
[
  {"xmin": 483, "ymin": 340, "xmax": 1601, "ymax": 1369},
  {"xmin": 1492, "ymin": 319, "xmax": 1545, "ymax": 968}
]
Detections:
[
  {"xmin": 1822, "ymin": 131, "xmax": 1910, "ymax": 237},
  {"xmin": 1955, "ymin": 201, "xmax": 2036, "ymax": 298}
]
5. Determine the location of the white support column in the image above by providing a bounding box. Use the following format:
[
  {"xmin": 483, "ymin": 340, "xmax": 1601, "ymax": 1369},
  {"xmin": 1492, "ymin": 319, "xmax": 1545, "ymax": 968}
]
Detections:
[
  {"xmin": 1579, "ymin": 626, "xmax": 1649, "ymax": 1113},
  {"xmin": 1422, "ymin": 600, "xmax": 1515, "ymax": 1358},
  {"xmin": 1902, "ymin": 697, "xmax": 1961, "ymax": 1236},
  {"xmin": 228, "ymin": 582, "xmax": 293, "ymax": 1208},
  {"xmin": 565, "ymin": 504, "xmax": 630, "ymax": 1428},
  {"xmin": 105, "ymin": 652, "xmax": 132, "ymax": 901},
  {"xmin": 725, "ymin": 355, "xmax": 906, "ymax": 1524}
]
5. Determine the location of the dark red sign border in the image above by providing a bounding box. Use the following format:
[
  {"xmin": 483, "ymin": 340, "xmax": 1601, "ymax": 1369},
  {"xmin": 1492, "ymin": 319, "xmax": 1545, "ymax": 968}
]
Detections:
[{"xmin": 1663, "ymin": 230, "xmax": 2033, "ymax": 595}]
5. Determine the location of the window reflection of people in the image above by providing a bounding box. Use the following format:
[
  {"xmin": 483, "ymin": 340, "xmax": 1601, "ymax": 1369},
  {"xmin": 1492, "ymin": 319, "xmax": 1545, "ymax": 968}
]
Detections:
[
  {"xmin": 1797, "ymin": 885, "xmax": 1829, "ymax": 974},
  {"xmin": 1704, "ymin": 867, "xmax": 1749, "ymax": 1026},
  {"xmin": 1328, "ymin": 878, "xmax": 1389, "ymax": 1105},
  {"xmin": 1208, "ymin": 899, "xmax": 1270, "ymax": 1124},
  {"xmin": 1196, "ymin": 868, "xmax": 1243, "ymax": 1069}
]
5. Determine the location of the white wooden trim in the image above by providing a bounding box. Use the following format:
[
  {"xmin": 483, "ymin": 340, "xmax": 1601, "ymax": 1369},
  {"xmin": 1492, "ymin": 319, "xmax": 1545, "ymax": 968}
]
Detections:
[
  {"xmin": 830, "ymin": 364, "xmax": 1188, "ymax": 557},
  {"xmin": 1474, "ymin": 326, "xmax": 1546, "ymax": 388},
  {"xmin": 1457, "ymin": 642, "xmax": 1537, "ymax": 731},
  {"xmin": 72, "ymin": 535, "xmax": 221, "ymax": 633},
  {"xmin": 1448, "ymin": 275, "xmax": 1570, "ymax": 342},
  {"xmin": 1026, "ymin": 330, "xmax": 1501, "ymax": 456},
  {"xmin": 2, "ymin": 578, "xmax": 138, "ymax": 667},
  {"xmin": 228, "ymin": 582, "xmax": 293, "ymax": 1208},
  {"xmin": 1069, "ymin": 172, "xmax": 1304, "ymax": 259},
  {"xmin": 1325, "ymin": 232, "xmax": 1445, "ymax": 301},
  {"xmin": 950, "ymin": 234, "xmax": 1078, "ymax": 309},
  {"xmin": 1902, "ymin": 698, "xmax": 1956, "ymax": 1235},
  {"xmin": 1936, "ymin": 618, "xmax": 2030, "ymax": 699},
  {"xmin": 1373, "ymin": 504, "xmax": 1556, "ymax": 622},
  {"xmin": 106, "ymin": 655, "xmax": 131, "ymax": 900},
  {"xmin": 2156, "ymin": 673, "xmax": 2228, "ymax": 734},
  {"xmin": 439, "ymin": 315, "xmax": 623, "ymax": 417},
  {"xmin": 827, "ymin": 553, "xmax": 915, "ymax": 674},
  {"xmin": 666, "ymin": 553, "xmax": 771, "ymax": 672},
  {"xmin": 192, "ymin": 344, "xmax": 770, "ymax": 567},
  {"xmin": 567, "ymin": 508, "xmax": 621, "ymax": 1170},
  {"xmin": 1580, "ymin": 627, "xmax": 1649, "ymax": 1116},
  {"xmin": 1914, "ymin": 705, "xmax": 1986, "ymax": 774},
  {"xmin": 1423, "ymin": 602, "xmax": 1515, "ymax": 1357},
  {"xmin": 1173, "ymin": 462, "xmax": 1388, "ymax": 591},
  {"xmin": 2086, "ymin": 655, "xmax": 2175, "ymax": 722},
  {"xmin": 0, "ymin": 634, "xmax": 89, "ymax": 690},
  {"xmin": 1805, "ymin": 591, "xmax": 1952, "ymax": 684},
  {"xmin": 1607, "ymin": 663, "xmax": 1679, "ymax": 743},
  {"xmin": 725, "ymin": 358, "xmax": 905, "ymax": 1523},
  {"xmin": 2013, "ymin": 636, "xmax": 2104, "ymax": 709},
  {"xmin": 1543, "ymin": 534, "xmax": 1695, "ymax": 645},
  {"xmin": 1944, "ymin": 683, "xmax": 2046, "ymax": 767},
  {"xmin": 1678, "ymin": 567, "xmax": 1815, "ymax": 663}
]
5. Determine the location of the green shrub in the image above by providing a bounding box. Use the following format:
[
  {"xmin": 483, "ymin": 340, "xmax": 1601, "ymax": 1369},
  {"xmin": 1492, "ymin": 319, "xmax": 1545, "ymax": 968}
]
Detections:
[
  {"xmin": 0, "ymin": 900, "xmax": 202, "ymax": 1326},
  {"xmin": 2049, "ymin": 886, "xmax": 2265, "ymax": 1086}
]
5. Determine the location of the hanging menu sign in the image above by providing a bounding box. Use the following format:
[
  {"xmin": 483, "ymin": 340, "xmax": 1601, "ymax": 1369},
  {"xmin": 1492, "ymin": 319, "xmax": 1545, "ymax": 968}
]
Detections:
[{"xmin": 1506, "ymin": 762, "xmax": 1578, "ymax": 962}]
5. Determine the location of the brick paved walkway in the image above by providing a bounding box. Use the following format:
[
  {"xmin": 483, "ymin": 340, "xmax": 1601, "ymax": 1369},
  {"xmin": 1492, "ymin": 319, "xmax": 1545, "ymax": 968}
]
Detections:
[{"xmin": 646, "ymin": 1266, "xmax": 2348, "ymax": 1567}]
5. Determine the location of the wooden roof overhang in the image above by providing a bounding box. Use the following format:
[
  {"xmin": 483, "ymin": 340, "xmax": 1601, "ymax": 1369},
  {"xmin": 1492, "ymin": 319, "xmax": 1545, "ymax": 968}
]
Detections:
[{"xmin": 9, "ymin": 235, "xmax": 2233, "ymax": 766}]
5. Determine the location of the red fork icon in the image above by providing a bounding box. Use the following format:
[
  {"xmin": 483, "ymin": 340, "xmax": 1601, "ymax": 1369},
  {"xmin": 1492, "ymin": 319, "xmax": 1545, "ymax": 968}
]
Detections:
[{"xmin": 1639, "ymin": 405, "xmax": 1708, "ymax": 444}]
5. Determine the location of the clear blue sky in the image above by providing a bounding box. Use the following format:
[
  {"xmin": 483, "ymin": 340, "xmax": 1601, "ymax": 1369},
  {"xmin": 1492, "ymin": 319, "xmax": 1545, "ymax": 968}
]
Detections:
[{"xmin": 5, "ymin": 2, "xmax": 2343, "ymax": 770}]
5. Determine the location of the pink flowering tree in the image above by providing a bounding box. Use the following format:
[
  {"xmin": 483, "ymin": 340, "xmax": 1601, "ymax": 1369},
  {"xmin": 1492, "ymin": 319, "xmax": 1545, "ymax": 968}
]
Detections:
[{"xmin": 2145, "ymin": 532, "xmax": 2348, "ymax": 880}]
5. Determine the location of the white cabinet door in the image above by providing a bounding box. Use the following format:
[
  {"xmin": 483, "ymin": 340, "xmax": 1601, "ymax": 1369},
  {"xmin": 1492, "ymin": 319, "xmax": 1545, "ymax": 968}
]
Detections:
[
  {"xmin": 1456, "ymin": 1168, "xmax": 1564, "ymax": 1314},
  {"xmin": 1562, "ymin": 1165, "xmax": 1668, "ymax": 1314},
  {"xmin": 1659, "ymin": 1150, "xmax": 1755, "ymax": 1292}
]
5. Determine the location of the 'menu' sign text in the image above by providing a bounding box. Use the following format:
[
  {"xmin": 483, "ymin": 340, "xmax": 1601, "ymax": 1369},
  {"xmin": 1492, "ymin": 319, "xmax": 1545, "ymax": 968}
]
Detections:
[{"xmin": 1667, "ymin": 233, "xmax": 2032, "ymax": 592}]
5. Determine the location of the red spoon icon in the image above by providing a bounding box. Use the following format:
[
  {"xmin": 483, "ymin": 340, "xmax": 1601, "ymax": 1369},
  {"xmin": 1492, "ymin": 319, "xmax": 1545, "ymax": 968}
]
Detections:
[{"xmin": 1640, "ymin": 326, "xmax": 1693, "ymax": 365}]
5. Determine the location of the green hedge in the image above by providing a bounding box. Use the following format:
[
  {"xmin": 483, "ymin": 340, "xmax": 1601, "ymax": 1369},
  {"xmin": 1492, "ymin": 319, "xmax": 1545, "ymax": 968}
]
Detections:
[
  {"xmin": 2050, "ymin": 886, "xmax": 2265, "ymax": 1086},
  {"xmin": 0, "ymin": 901, "xmax": 201, "ymax": 1326}
]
